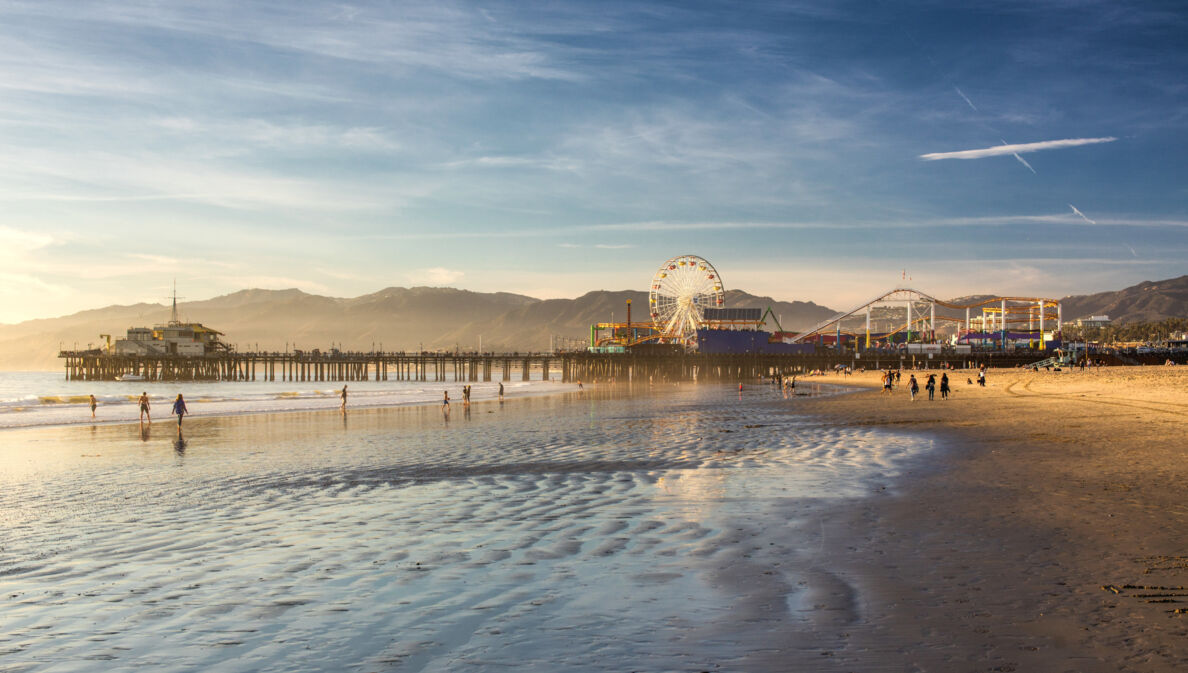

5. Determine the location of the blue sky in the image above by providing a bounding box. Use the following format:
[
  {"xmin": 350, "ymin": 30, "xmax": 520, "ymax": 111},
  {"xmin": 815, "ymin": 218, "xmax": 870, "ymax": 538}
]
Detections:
[{"xmin": 1, "ymin": 0, "xmax": 1185, "ymax": 322}]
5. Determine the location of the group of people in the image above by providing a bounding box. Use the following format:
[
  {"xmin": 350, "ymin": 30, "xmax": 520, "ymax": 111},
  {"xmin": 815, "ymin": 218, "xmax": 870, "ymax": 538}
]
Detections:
[
  {"xmin": 884, "ymin": 369, "xmax": 953, "ymax": 401},
  {"xmin": 99, "ymin": 378, "xmax": 535, "ymax": 429},
  {"xmin": 127, "ymin": 391, "xmax": 188, "ymax": 427},
  {"xmin": 442, "ymin": 382, "xmax": 506, "ymax": 413}
]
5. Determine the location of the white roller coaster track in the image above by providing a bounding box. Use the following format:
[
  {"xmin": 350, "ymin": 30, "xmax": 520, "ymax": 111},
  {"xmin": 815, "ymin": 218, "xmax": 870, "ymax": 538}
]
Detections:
[{"xmin": 789, "ymin": 286, "xmax": 1062, "ymax": 343}]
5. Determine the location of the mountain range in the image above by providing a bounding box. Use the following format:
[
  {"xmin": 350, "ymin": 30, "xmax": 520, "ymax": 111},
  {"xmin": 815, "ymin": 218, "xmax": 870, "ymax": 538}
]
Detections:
[
  {"xmin": 0, "ymin": 287, "xmax": 834, "ymax": 370},
  {"xmin": 2, "ymin": 275, "xmax": 1185, "ymax": 371}
]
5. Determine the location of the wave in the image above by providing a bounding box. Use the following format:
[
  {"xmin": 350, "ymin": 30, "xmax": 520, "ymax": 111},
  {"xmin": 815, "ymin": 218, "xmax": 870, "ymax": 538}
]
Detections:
[{"xmin": 0, "ymin": 379, "xmax": 570, "ymax": 429}]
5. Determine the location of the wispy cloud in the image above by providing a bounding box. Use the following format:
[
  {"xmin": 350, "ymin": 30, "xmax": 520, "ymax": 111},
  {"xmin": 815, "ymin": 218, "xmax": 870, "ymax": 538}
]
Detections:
[
  {"xmin": 920, "ymin": 137, "xmax": 1117, "ymax": 161},
  {"xmin": 441, "ymin": 155, "xmax": 581, "ymax": 172},
  {"xmin": 412, "ymin": 267, "xmax": 466, "ymax": 285}
]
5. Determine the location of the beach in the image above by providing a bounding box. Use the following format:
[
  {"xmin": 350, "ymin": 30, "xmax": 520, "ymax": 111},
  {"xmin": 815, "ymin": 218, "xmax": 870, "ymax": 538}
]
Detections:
[
  {"xmin": 2, "ymin": 368, "xmax": 1186, "ymax": 671},
  {"xmin": 795, "ymin": 366, "xmax": 1188, "ymax": 671},
  {"xmin": 0, "ymin": 381, "xmax": 932, "ymax": 672}
]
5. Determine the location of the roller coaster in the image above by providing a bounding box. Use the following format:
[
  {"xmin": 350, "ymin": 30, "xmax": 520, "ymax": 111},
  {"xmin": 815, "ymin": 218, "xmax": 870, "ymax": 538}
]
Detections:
[{"xmin": 790, "ymin": 287, "xmax": 1063, "ymax": 350}]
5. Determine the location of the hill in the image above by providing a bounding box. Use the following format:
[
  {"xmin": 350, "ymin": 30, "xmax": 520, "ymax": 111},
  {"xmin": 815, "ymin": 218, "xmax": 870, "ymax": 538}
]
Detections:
[
  {"xmin": 1058, "ymin": 275, "xmax": 1188, "ymax": 324},
  {"xmin": 0, "ymin": 286, "xmax": 834, "ymax": 371}
]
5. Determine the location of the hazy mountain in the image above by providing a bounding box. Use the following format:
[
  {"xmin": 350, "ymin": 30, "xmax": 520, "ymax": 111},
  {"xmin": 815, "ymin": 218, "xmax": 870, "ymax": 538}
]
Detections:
[
  {"xmin": 1058, "ymin": 275, "xmax": 1188, "ymax": 324},
  {"xmin": 8, "ymin": 276, "xmax": 1182, "ymax": 371},
  {"xmin": 0, "ymin": 286, "xmax": 834, "ymax": 370}
]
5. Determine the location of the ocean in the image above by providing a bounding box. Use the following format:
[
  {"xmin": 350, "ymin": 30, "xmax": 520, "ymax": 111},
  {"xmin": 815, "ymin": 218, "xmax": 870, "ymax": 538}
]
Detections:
[{"xmin": 0, "ymin": 371, "xmax": 565, "ymax": 430}]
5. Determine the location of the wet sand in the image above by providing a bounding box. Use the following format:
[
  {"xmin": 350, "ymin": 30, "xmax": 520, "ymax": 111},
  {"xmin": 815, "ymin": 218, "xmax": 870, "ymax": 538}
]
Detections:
[
  {"xmin": 795, "ymin": 366, "xmax": 1188, "ymax": 671},
  {"xmin": 0, "ymin": 383, "xmax": 934, "ymax": 672}
]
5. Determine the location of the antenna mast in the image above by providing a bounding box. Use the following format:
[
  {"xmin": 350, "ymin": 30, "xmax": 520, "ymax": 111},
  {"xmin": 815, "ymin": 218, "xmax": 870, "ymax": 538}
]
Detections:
[{"xmin": 170, "ymin": 279, "xmax": 179, "ymax": 325}]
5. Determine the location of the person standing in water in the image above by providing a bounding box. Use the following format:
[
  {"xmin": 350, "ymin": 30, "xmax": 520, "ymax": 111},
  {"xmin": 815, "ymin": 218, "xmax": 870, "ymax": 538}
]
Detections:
[
  {"xmin": 172, "ymin": 393, "xmax": 187, "ymax": 428},
  {"xmin": 340, "ymin": 385, "xmax": 348, "ymax": 412},
  {"xmin": 138, "ymin": 392, "xmax": 151, "ymax": 423},
  {"xmin": 442, "ymin": 390, "xmax": 450, "ymax": 409},
  {"xmin": 89, "ymin": 394, "xmax": 97, "ymax": 419},
  {"xmin": 498, "ymin": 381, "xmax": 504, "ymax": 401}
]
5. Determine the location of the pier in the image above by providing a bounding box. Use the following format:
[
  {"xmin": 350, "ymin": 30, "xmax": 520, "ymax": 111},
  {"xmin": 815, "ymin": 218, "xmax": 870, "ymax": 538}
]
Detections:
[{"xmin": 59, "ymin": 349, "xmax": 1046, "ymax": 383}]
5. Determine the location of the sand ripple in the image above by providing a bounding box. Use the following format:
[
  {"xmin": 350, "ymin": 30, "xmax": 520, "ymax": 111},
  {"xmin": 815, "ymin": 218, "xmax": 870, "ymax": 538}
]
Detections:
[{"xmin": 0, "ymin": 384, "xmax": 929, "ymax": 671}]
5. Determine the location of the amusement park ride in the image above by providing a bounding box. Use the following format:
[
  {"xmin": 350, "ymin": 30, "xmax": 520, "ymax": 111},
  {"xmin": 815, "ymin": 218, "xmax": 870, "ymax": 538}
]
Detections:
[
  {"xmin": 789, "ymin": 288, "xmax": 1064, "ymax": 352},
  {"xmin": 590, "ymin": 255, "xmax": 1065, "ymax": 354},
  {"xmin": 589, "ymin": 255, "xmax": 747, "ymax": 351}
]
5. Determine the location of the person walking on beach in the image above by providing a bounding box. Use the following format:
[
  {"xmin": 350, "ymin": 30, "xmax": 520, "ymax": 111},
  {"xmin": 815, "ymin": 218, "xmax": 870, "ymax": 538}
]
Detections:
[
  {"xmin": 926, "ymin": 374, "xmax": 936, "ymax": 401},
  {"xmin": 89, "ymin": 394, "xmax": 97, "ymax": 418},
  {"xmin": 442, "ymin": 390, "xmax": 450, "ymax": 409},
  {"xmin": 498, "ymin": 381, "xmax": 504, "ymax": 401},
  {"xmin": 940, "ymin": 372, "xmax": 950, "ymax": 400},
  {"xmin": 908, "ymin": 374, "xmax": 919, "ymax": 401},
  {"xmin": 171, "ymin": 393, "xmax": 187, "ymax": 428},
  {"xmin": 340, "ymin": 385, "xmax": 348, "ymax": 413},
  {"xmin": 977, "ymin": 366, "xmax": 986, "ymax": 387},
  {"xmin": 882, "ymin": 370, "xmax": 892, "ymax": 395},
  {"xmin": 138, "ymin": 392, "xmax": 151, "ymax": 423}
]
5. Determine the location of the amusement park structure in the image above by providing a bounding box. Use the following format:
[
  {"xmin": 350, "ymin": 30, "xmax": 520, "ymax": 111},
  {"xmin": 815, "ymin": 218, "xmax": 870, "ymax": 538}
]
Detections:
[
  {"xmin": 589, "ymin": 254, "xmax": 733, "ymax": 351},
  {"xmin": 789, "ymin": 287, "xmax": 1063, "ymax": 351},
  {"xmin": 589, "ymin": 256, "xmax": 1064, "ymax": 355}
]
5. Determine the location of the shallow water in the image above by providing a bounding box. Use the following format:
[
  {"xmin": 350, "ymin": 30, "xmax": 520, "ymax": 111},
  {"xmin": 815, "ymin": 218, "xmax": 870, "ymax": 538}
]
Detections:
[
  {"xmin": 0, "ymin": 371, "xmax": 564, "ymax": 429},
  {"xmin": 0, "ymin": 384, "xmax": 930, "ymax": 671}
]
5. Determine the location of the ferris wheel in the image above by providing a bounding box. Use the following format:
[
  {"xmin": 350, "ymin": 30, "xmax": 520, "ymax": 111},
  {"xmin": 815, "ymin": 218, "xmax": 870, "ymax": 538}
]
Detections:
[{"xmin": 649, "ymin": 255, "xmax": 725, "ymax": 340}]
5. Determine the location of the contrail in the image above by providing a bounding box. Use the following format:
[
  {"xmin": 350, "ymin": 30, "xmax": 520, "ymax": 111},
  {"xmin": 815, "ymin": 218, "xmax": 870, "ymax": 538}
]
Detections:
[
  {"xmin": 1003, "ymin": 141, "xmax": 1037, "ymax": 174},
  {"xmin": 1069, "ymin": 204, "xmax": 1096, "ymax": 225},
  {"xmin": 1012, "ymin": 154, "xmax": 1036, "ymax": 173},
  {"xmin": 1126, "ymin": 244, "xmax": 1138, "ymax": 257},
  {"xmin": 920, "ymin": 137, "xmax": 1117, "ymax": 161},
  {"xmin": 954, "ymin": 86, "xmax": 978, "ymax": 111}
]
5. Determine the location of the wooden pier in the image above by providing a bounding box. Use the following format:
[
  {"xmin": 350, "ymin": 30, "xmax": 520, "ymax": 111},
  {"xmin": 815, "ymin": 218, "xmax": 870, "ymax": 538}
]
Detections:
[
  {"xmin": 59, "ymin": 349, "xmax": 1045, "ymax": 383},
  {"xmin": 59, "ymin": 351, "xmax": 560, "ymax": 383}
]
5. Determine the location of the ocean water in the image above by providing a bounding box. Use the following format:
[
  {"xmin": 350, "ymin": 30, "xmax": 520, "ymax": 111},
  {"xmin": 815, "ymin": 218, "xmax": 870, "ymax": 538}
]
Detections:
[
  {"xmin": 0, "ymin": 371, "xmax": 566, "ymax": 429},
  {"xmin": 0, "ymin": 383, "xmax": 934, "ymax": 671}
]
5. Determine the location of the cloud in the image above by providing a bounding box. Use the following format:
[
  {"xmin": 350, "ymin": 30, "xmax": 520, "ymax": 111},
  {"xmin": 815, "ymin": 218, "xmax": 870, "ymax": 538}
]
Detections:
[
  {"xmin": 919, "ymin": 137, "xmax": 1117, "ymax": 161},
  {"xmin": 0, "ymin": 226, "xmax": 55, "ymax": 252},
  {"xmin": 594, "ymin": 244, "xmax": 634, "ymax": 249},
  {"xmin": 414, "ymin": 267, "xmax": 466, "ymax": 285},
  {"xmin": 441, "ymin": 155, "xmax": 581, "ymax": 172}
]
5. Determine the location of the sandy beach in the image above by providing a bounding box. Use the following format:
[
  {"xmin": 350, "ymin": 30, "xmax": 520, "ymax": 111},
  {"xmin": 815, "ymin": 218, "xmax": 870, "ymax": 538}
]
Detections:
[
  {"xmin": 3, "ymin": 369, "xmax": 1186, "ymax": 671},
  {"xmin": 790, "ymin": 366, "xmax": 1188, "ymax": 671}
]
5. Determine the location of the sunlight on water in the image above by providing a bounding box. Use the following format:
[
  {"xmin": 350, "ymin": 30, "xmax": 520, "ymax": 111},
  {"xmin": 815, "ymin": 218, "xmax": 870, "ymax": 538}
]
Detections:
[{"xmin": 0, "ymin": 384, "xmax": 931, "ymax": 671}]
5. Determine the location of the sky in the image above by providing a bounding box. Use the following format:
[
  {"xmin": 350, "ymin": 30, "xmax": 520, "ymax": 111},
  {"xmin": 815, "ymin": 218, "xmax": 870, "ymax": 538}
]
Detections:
[{"xmin": 1, "ymin": 0, "xmax": 1186, "ymax": 323}]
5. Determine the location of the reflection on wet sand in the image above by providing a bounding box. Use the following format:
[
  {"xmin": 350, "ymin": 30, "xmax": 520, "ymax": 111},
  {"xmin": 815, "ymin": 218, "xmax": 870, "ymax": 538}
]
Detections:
[{"xmin": 0, "ymin": 384, "xmax": 927, "ymax": 672}]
